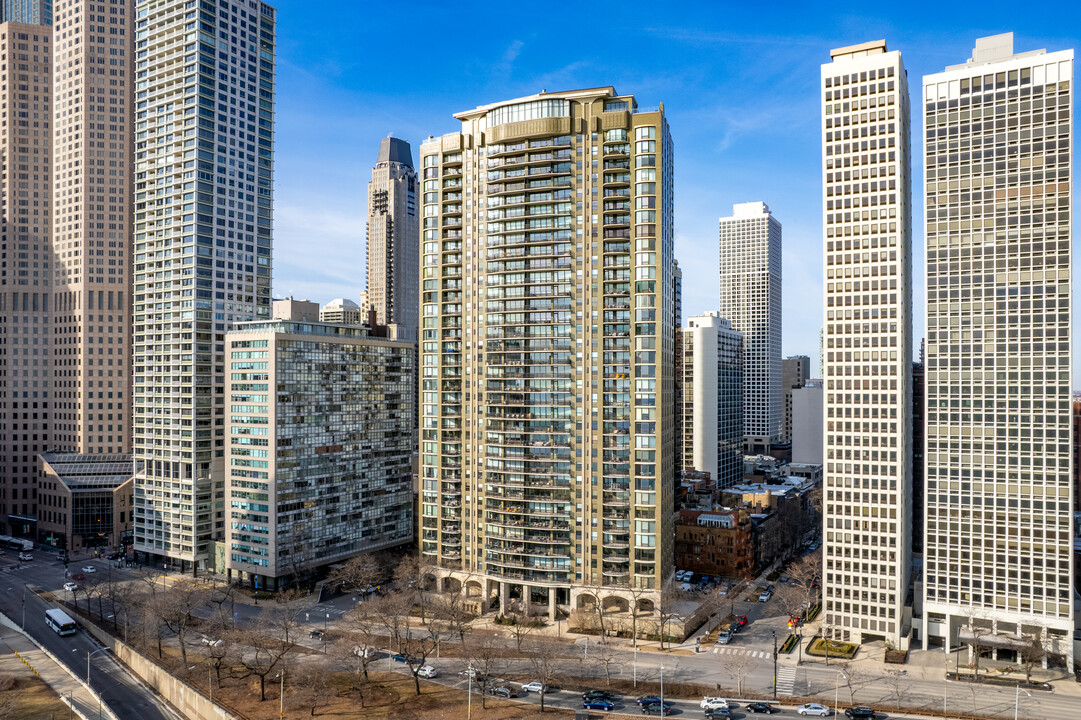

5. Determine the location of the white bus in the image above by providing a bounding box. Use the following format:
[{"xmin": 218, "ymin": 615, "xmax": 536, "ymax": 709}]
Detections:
[{"xmin": 44, "ymin": 608, "xmax": 78, "ymax": 636}]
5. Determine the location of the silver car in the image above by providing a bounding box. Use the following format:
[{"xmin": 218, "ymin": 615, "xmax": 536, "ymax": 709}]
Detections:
[{"xmin": 798, "ymin": 704, "xmax": 831, "ymax": 716}]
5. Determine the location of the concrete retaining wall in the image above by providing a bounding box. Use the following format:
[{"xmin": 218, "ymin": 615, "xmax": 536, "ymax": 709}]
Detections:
[{"xmin": 56, "ymin": 601, "xmax": 241, "ymax": 720}]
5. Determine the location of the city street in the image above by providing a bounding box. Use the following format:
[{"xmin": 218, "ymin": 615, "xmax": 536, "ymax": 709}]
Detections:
[{"xmin": 0, "ymin": 553, "xmax": 181, "ymax": 720}]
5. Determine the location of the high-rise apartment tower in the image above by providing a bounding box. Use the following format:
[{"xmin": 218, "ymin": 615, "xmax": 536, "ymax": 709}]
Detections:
[
  {"xmin": 2, "ymin": 0, "xmax": 50, "ymax": 24},
  {"xmin": 718, "ymin": 201, "xmax": 781, "ymax": 454},
  {"xmin": 820, "ymin": 40, "xmax": 913, "ymax": 647},
  {"xmin": 366, "ymin": 136, "xmax": 418, "ymax": 339},
  {"xmin": 132, "ymin": 0, "xmax": 276, "ymax": 571},
  {"xmin": 682, "ymin": 312, "xmax": 744, "ymax": 491},
  {"xmin": 782, "ymin": 355, "xmax": 811, "ymax": 443},
  {"xmin": 921, "ymin": 33, "xmax": 1074, "ymax": 669},
  {"xmin": 419, "ymin": 87, "xmax": 675, "ymax": 617}
]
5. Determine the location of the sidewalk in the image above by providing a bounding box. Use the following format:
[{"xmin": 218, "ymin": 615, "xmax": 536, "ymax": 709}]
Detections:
[{"xmin": 0, "ymin": 619, "xmax": 116, "ymax": 720}]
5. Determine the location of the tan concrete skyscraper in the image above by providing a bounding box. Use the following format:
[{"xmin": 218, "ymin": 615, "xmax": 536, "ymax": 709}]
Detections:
[
  {"xmin": 0, "ymin": 22, "xmax": 52, "ymax": 537},
  {"xmin": 419, "ymin": 87, "xmax": 675, "ymax": 618},
  {"xmin": 820, "ymin": 40, "xmax": 913, "ymax": 648},
  {"xmin": 366, "ymin": 136, "xmax": 418, "ymax": 339},
  {"xmin": 51, "ymin": 0, "xmax": 133, "ymax": 459},
  {"xmin": 921, "ymin": 33, "xmax": 1074, "ymax": 670}
]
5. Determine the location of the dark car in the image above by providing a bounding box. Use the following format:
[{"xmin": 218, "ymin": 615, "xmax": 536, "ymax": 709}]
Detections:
[
  {"xmin": 583, "ymin": 690, "xmax": 614, "ymax": 702},
  {"xmin": 637, "ymin": 695, "xmax": 662, "ymax": 706},
  {"xmin": 309, "ymin": 629, "xmax": 324, "ymax": 639},
  {"xmin": 845, "ymin": 707, "xmax": 877, "ymax": 720},
  {"xmin": 392, "ymin": 653, "xmax": 417, "ymax": 664},
  {"xmin": 583, "ymin": 699, "xmax": 615, "ymax": 711},
  {"xmin": 748, "ymin": 703, "xmax": 777, "ymax": 714},
  {"xmin": 641, "ymin": 701, "xmax": 673, "ymax": 715},
  {"xmin": 488, "ymin": 686, "xmax": 518, "ymax": 699}
]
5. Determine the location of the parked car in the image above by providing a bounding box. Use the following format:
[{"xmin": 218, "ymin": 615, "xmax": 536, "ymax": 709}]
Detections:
[
  {"xmin": 798, "ymin": 704, "xmax": 831, "ymax": 716},
  {"xmin": 352, "ymin": 646, "xmax": 379, "ymax": 659},
  {"xmin": 583, "ymin": 699, "xmax": 615, "ymax": 711},
  {"xmin": 57, "ymin": 553, "xmax": 69, "ymax": 562},
  {"xmin": 108, "ymin": 552, "xmax": 123, "ymax": 560},
  {"xmin": 844, "ymin": 708, "xmax": 878, "ymax": 720},
  {"xmin": 701, "ymin": 697, "xmax": 730, "ymax": 710},
  {"xmin": 521, "ymin": 681, "xmax": 547, "ymax": 693},
  {"xmin": 716, "ymin": 629, "xmax": 732, "ymax": 644},
  {"xmin": 636, "ymin": 695, "xmax": 661, "ymax": 706},
  {"xmin": 309, "ymin": 629, "xmax": 324, "ymax": 639},
  {"xmin": 747, "ymin": 703, "xmax": 777, "ymax": 714},
  {"xmin": 679, "ymin": 582, "xmax": 693, "ymax": 592},
  {"xmin": 641, "ymin": 701, "xmax": 673, "ymax": 715},
  {"xmin": 417, "ymin": 666, "xmax": 438, "ymax": 678},
  {"xmin": 393, "ymin": 653, "xmax": 417, "ymax": 664},
  {"xmin": 488, "ymin": 686, "xmax": 517, "ymax": 698},
  {"xmin": 758, "ymin": 589, "xmax": 772, "ymax": 602},
  {"xmin": 200, "ymin": 636, "xmax": 223, "ymax": 647},
  {"xmin": 18, "ymin": 553, "xmax": 32, "ymax": 561},
  {"xmin": 458, "ymin": 667, "xmax": 484, "ymax": 680},
  {"xmin": 63, "ymin": 582, "xmax": 78, "ymax": 592},
  {"xmin": 81, "ymin": 566, "xmax": 96, "ymax": 573},
  {"xmin": 583, "ymin": 690, "xmax": 614, "ymax": 701}
]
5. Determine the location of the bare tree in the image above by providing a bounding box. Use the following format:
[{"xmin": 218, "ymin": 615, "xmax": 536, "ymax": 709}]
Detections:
[
  {"xmin": 158, "ymin": 579, "xmax": 207, "ymax": 667},
  {"xmin": 591, "ymin": 641, "xmax": 620, "ymax": 687},
  {"xmin": 392, "ymin": 554, "xmax": 433, "ymax": 625},
  {"xmin": 882, "ymin": 670, "xmax": 906, "ymax": 710},
  {"xmin": 463, "ymin": 634, "xmax": 505, "ymax": 709},
  {"xmin": 655, "ymin": 579, "xmax": 682, "ymax": 651},
  {"xmin": 1018, "ymin": 633, "xmax": 1046, "ymax": 684},
  {"xmin": 525, "ymin": 639, "xmax": 565, "ymax": 713},
  {"xmin": 617, "ymin": 580, "xmax": 657, "ymax": 646},
  {"xmin": 508, "ymin": 612, "xmax": 537, "ymax": 652},
  {"xmin": 297, "ymin": 663, "xmax": 335, "ymax": 717},
  {"xmin": 963, "ymin": 613, "xmax": 995, "ymax": 677},
  {"xmin": 433, "ymin": 590, "xmax": 474, "ymax": 646},
  {"xmin": 200, "ymin": 616, "xmax": 236, "ymax": 684},
  {"xmin": 336, "ymin": 640, "xmax": 373, "ymax": 707},
  {"xmin": 237, "ymin": 605, "xmax": 301, "ymax": 701},
  {"xmin": 720, "ymin": 651, "xmax": 756, "ymax": 695},
  {"xmin": 329, "ymin": 553, "xmax": 384, "ymax": 595},
  {"xmin": 367, "ymin": 592, "xmax": 413, "ymax": 654},
  {"xmin": 840, "ymin": 662, "xmax": 866, "ymax": 705},
  {"xmin": 400, "ymin": 622, "xmax": 447, "ymax": 696},
  {"xmin": 345, "ymin": 602, "xmax": 384, "ymax": 683}
]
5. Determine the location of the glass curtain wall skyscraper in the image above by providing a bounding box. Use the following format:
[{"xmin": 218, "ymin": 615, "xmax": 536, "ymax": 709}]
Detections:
[
  {"xmin": 1, "ymin": 0, "xmax": 51, "ymax": 24},
  {"xmin": 366, "ymin": 136, "xmax": 418, "ymax": 339},
  {"xmin": 419, "ymin": 87, "xmax": 674, "ymax": 618},
  {"xmin": 921, "ymin": 33, "xmax": 1074, "ymax": 670},
  {"xmin": 133, "ymin": 0, "xmax": 275, "ymax": 571},
  {"xmin": 820, "ymin": 40, "xmax": 913, "ymax": 648}
]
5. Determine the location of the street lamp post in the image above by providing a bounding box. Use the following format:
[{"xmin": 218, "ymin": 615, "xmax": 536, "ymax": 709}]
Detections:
[
  {"xmin": 1013, "ymin": 684, "xmax": 1030, "ymax": 720},
  {"xmin": 772, "ymin": 630, "xmax": 778, "ymax": 700},
  {"xmin": 324, "ymin": 612, "xmax": 329, "ymax": 654},
  {"xmin": 633, "ymin": 644, "xmax": 637, "ymax": 688},
  {"xmin": 944, "ymin": 657, "xmax": 953, "ymax": 718},
  {"xmin": 80, "ymin": 648, "xmax": 108, "ymax": 720},
  {"xmin": 467, "ymin": 664, "xmax": 474, "ymax": 720}
]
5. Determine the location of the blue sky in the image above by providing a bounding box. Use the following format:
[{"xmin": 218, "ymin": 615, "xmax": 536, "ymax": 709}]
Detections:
[{"xmin": 268, "ymin": 0, "xmax": 1080, "ymax": 382}]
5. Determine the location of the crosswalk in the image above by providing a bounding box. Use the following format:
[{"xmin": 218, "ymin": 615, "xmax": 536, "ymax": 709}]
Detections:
[
  {"xmin": 776, "ymin": 666, "xmax": 796, "ymax": 695},
  {"xmin": 710, "ymin": 646, "xmax": 771, "ymax": 658},
  {"xmin": 307, "ymin": 605, "xmax": 347, "ymax": 619}
]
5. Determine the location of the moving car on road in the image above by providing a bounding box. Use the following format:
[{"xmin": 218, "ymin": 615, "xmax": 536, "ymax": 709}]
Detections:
[
  {"xmin": 583, "ymin": 699, "xmax": 615, "ymax": 711},
  {"xmin": 747, "ymin": 703, "xmax": 777, "ymax": 714},
  {"xmin": 417, "ymin": 666, "xmax": 438, "ymax": 678},
  {"xmin": 583, "ymin": 690, "xmax": 614, "ymax": 702},
  {"xmin": 636, "ymin": 695, "xmax": 661, "ymax": 706},
  {"xmin": 641, "ymin": 700, "xmax": 672, "ymax": 715},
  {"xmin": 734, "ymin": 615, "xmax": 749, "ymax": 629},
  {"xmin": 521, "ymin": 681, "xmax": 547, "ymax": 693},
  {"xmin": 845, "ymin": 708, "xmax": 878, "ymax": 720},
  {"xmin": 701, "ymin": 697, "xmax": 730, "ymax": 710},
  {"xmin": 81, "ymin": 566, "xmax": 96, "ymax": 573},
  {"xmin": 63, "ymin": 582, "xmax": 78, "ymax": 592},
  {"xmin": 716, "ymin": 629, "xmax": 732, "ymax": 644},
  {"xmin": 798, "ymin": 704, "xmax": 831, "ymax": 716},
  {"xmin": 19, "ymin": 553, "xmax": 32, "ymax": 561},
  {"xmin": 488, "ymin": 686, "xmax": 517, "ymax": 698}
]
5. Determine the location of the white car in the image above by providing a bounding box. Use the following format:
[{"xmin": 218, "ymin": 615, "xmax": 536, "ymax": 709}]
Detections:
[
  {"xmin": 417, "ymin": 665, "xmax": 438, "ymax": 678},
  {"xmin": 81, "ymin": 566, "xmax": 96, "ymax": 573},
  {"xmin": 352, "ymin": 646, "xmax": 379, "ymax": 659},
  {"xmin": 200, "ymin": 636, "xmax": 223, "ymax": 647},
  {"xmin": 702, "ymin": 697, "xmax": 730, "ymax": 710},
  {"xmin": 64, "ymin": 582, "xmax": 78, "ymax": 592},
  {"xmin": 18, "ymin": 553, "xmax": 32, "ymax": 561},
  {"xmin": 521, "ymin": 681, "xmax": 547, "ymax": 693},
  {"xmin": 798, "ymin": 704, "xmax": 831, "ymax": 716}
]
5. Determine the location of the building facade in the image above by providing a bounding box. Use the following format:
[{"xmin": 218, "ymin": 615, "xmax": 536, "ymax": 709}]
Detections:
[
  {"xmin": 224, "ymin": 318, "xmax": 414, "ymax": 590},
  {"xmin": 921, "ymin": 34, "xmax": 1074, "ymax": 669},
  {"xmin": 718, "ymin": 201, "xmax": 781, "ymax": 454},
  {"xmin": 133, "ymin": 0, "xmax": 276, "ymax": 571},
  {"xmin": 419, "ymin": 87, "xmax": 675, "ymax": 618},
  {"xmin": 319, "ymin": 297, "xmax": 362, "ymax": 325},
  {"xmin": 38, "ymin": 453, "xmax": 134, "ymax": 552},
  {"xmin": 792, "ymin": 379, "xmax": 824, "ymax": 465},
  {"xmin": 820, "ymin": 39, "xmax": 913, "ymax": 647},
  {"xmin": 0, "ymin": 22, "xmax": 52, "ymax": 538},
  {"xmin": 366, "ymin": 137, "xmax": 418, "ymax": 340},
  {"xmin": 2, "ymin": 0, "xmax": 50, "ymax": 24},
  {"xmin": 782, "ymin": 355, "xmax": 810, "ymax": 443},
  {"xmin": 682, "ymin": 312, "xmax": 744, "ymax": 491}
]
